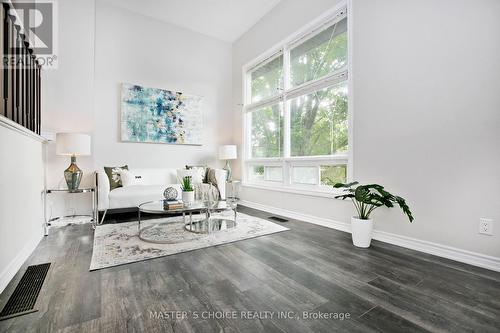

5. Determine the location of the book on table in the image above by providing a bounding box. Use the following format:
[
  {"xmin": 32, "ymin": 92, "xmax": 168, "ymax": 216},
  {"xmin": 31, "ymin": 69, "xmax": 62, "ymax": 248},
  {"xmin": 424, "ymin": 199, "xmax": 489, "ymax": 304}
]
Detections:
[{"xmin": 163, "ymin": 200, "xmax": 184, "ymax": 210}]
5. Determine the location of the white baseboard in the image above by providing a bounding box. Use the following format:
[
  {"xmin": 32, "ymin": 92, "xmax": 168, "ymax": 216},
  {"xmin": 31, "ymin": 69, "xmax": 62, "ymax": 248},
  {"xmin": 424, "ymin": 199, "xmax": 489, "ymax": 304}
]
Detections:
[
  {"xmin": 0, "ymin": 233, "xmax": 43, "ymax": 293},
  {"xmin": 239, "ymin": 200, "xmax": 500, "ymax": 273}
]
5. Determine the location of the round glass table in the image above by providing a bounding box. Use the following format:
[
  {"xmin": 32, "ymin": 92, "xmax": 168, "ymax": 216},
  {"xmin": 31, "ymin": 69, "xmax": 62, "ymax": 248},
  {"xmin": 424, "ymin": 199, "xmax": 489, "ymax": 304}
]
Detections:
[{"xmin": 137, "ymin": 200, "xmax": 238, "ymax": 243}]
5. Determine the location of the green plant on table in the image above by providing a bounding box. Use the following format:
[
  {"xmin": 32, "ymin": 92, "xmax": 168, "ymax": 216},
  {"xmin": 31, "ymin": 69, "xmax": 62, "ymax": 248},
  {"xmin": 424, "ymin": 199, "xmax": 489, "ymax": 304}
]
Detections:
[
  {"xmin": 333, "ymin": 182, "xmax": 414, "ymax": 222},
  {"xmin": 181, "ymin": 176, "xmax": 194, "ymax": 192}
]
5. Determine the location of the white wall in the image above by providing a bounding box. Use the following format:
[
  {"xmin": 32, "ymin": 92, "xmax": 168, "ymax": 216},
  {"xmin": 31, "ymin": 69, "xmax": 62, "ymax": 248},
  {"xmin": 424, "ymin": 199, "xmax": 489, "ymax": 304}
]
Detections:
[
  {"xmin": 43, "ymin": 0, "xmax": 233, "ymax": 215},
  {"xmin": 233, "ymin": 0, "xmax": 500, "ymax": 260},
  {"xmin": 0, "ymin": 121, "xmax": 45, "ymax": 292},
  {"xmin": 42, "ymin": 0, "xmax": 96, "ymax": 217},
  {"xmin": 93, "ymin": 0, "xmax": 233, "ymax": 169}
]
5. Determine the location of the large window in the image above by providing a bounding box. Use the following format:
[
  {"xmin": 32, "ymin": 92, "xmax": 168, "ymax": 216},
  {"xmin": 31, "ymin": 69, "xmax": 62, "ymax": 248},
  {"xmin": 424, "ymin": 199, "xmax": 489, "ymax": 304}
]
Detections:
[{"xmin": 243, "ymin": 6, "xmax": 349, "ymax": 193}]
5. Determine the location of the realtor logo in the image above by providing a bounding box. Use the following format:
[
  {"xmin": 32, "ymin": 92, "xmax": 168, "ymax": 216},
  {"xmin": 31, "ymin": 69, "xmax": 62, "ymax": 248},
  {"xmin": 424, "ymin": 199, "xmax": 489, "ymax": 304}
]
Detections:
[{"xmin": 6, "ymin": 0, "xmax": 58, "ymax": 68}]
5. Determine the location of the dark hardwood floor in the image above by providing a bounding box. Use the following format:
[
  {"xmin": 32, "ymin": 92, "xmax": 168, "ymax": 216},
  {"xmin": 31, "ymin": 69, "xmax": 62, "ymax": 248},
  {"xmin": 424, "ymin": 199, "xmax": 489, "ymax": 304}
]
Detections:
[{"xmin": 1, "ymin": 206, "xmax": 499, "ymax": 332}]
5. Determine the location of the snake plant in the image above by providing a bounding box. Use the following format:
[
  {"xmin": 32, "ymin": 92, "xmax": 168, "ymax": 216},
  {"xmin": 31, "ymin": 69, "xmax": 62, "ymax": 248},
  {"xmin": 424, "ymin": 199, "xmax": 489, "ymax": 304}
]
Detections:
[{"xmin": 181, "ymin": 176, "xmax": 194, "ymax": 192}]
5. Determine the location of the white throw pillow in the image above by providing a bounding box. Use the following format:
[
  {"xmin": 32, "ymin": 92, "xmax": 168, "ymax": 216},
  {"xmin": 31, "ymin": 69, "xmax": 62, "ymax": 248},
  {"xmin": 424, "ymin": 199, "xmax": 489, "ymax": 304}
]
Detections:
[
  {"xmin": 177, "ymin": 169, "xmax": 203, "ymax": 184},
  {"xmin": 120, "ymin": 170, "xmax": 145, "ymax": 187}
]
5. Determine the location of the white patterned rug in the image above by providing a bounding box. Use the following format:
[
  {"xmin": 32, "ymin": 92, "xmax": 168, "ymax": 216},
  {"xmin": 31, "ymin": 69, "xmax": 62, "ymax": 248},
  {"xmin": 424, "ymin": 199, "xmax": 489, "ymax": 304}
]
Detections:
[{"xmin": 90, "ymin": 212, "xmax": 289, "ymax": 270}]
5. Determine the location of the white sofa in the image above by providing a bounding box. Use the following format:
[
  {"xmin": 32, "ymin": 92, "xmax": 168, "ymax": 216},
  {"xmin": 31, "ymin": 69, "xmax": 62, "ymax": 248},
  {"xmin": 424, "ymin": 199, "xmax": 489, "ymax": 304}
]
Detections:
[{"xmin": 96, "ymin": 168, "xmax": 227, "ymax": 222}]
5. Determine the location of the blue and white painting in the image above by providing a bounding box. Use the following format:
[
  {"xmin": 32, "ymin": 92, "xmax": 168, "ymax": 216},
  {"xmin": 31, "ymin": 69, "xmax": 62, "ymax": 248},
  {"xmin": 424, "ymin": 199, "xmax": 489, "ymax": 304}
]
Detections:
[{"xmin": 121, "ymin": 83, "xmax": 203, "ymax": 145}]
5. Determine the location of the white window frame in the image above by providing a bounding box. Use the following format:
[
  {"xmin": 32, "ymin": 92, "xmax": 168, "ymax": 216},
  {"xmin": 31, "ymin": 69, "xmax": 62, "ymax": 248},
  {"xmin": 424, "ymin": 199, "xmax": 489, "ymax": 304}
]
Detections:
[{"xmin": 241, "ymin": 1, "xmax": 353, "ymax": 197}]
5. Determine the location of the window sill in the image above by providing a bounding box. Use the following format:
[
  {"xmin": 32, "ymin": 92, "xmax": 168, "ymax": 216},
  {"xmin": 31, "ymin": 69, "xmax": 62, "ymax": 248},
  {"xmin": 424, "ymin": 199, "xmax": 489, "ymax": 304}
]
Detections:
[{"xmin": 241, "ymin": 182, "xmax": 348, "ymax": 200}]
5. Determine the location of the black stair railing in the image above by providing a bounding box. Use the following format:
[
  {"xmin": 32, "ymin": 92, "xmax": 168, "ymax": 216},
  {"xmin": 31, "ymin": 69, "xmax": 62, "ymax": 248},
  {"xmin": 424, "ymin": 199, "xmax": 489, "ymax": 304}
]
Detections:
[{"xmin": 1, "ymin": 2, "xmax": 42, "ymax": 134}]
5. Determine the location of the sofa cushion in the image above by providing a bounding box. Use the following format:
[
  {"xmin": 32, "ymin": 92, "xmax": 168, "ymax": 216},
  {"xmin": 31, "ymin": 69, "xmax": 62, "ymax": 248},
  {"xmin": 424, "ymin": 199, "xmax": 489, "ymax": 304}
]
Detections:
[
  {"xmin": 108, "ymin": 184, "xmax": 181, "ymax": 209},
  {"xmin": 127, "ymin": 168, "xmax": 178, "ymax": 186},
  {"xmin": 120, "ymin": 169, "xmax": 145, "ymax": 187}
]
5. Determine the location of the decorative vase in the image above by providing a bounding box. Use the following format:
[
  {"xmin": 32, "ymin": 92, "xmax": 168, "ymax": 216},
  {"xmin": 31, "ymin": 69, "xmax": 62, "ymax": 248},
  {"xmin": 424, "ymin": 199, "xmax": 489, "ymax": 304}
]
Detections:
[
  {"xmin": 64, "ymin": 156, "xmax": 83, "ymax": 191},
  {"xmin": 182, "ymin": 190, "xmax": 195, "ymax": 204},
  {"xmin": 223, "ymin": 160, "xmax": 232, "ymax": 181},
  {"xmin": 351, "ymin": 217, "xmax": 373, "ymax": 248}
]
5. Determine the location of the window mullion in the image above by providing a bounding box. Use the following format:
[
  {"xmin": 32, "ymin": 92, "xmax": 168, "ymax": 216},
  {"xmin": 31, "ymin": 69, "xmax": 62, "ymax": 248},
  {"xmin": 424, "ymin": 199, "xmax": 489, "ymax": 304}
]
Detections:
[
  {"xmin": 282, "ymin": 160, "xmax": 288, "ymax": 186},
  {"xmin": 283, "ymin": 45, "xmax": 291, "ymax": 188},
  {"xmin": 283, "ymin": 101, "xmax": 291, "ymax": 157},
  {"xmin": 283, "ymin": 45, "xmax": 291, "ymax": 91},
  {"xmin": 245, "ymin": 112, "xmax": 252, "ymax": 160},
  {"xmin": 284, "ymin": 69, "xmax": 347, "ymax": 101},
  {"xmin": 283, "ymin": 46, "xmax": 291, "ymax": 160},
  {"xmin": 244, "ymin": 69, "xmax": 251, "ymax": 107},
  {"xmin": 244, "ymin": 95, "xmax": 282, "ymax": 113}
]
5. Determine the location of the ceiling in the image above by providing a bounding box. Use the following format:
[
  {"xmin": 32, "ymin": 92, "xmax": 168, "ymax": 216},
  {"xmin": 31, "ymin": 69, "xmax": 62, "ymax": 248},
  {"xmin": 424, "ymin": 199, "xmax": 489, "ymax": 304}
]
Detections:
[{"xmin": 102, "ymin": 0, "xmax": 282, "ymax": 43}]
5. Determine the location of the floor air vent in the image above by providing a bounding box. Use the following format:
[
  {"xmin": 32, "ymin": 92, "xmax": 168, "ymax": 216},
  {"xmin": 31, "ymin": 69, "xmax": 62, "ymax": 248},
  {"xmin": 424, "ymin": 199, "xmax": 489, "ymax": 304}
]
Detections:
[
  {"xmin": 0, "ymin": 263, "xmax": 50, "ymax": 321},
  {"xmin": 269, "ymin": 216, "xmax": 289, "ymax": 223}
]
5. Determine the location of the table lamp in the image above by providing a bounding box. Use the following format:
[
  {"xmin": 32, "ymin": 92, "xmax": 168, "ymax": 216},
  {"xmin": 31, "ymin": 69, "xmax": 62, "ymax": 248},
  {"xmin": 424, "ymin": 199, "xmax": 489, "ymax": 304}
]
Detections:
[
  {"xmin": 218, "ymin": 145, "xmax": 237, "ymax": 181},
  {"xmin": 56, "ymin": 133, "xmax": 91, "ymax": 190}
]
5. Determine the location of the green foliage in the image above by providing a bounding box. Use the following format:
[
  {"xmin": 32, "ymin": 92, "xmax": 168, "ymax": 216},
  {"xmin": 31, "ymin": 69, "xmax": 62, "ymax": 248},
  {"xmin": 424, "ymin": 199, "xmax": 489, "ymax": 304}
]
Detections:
[
  {"xmin": 254, "ymin": 165, "xmax": 265, "ymax": 175},
  {"xmin": 290, "ymin": 83, "xmax": 348, "ymax": 157},
  {"xmin": 181, "ymin": 176, "xmax": 193, "ymax": 192},
  {"xmin": 251, "ymin": 105, "xmax": 283, "ymax": 158},
  {"xmin": 251, "ymin": 56, "xmax": 283, "ymax": 103},
  {"xmin": 290, "ymin": 28, "xmax": 347, "ymax": 86},
  {"xmin": 250, "ymin": 21, "xmax": 348, "ymax": 158},
  {"xmin": 333, "ymin": 182, "xmax": 414, "ymax": 222},
  {"xmin": 321, "ymin": 165, "xmax": 347, "ymax": 185}
]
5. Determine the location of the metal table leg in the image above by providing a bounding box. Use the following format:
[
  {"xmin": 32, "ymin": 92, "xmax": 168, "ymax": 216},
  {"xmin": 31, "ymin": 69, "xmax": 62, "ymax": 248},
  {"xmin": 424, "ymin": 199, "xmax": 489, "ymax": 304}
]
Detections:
[
  {"xmin": 43, "ymin": 190, "xmax": 49, "ymax": 236},
  {"xmin": 91, "ymin": 190, "xmax": 96, "ymax": 229},
  {"xmin": 207, "ymin": 209, "xmax": 211, "ymax": 234},
  {"xmin": 99, "ymin": 209, "xmax": 107, "ymax": 225},
  {"xmin": 138, "ymin": 209, "xmax": 141, "ymax": 232}
]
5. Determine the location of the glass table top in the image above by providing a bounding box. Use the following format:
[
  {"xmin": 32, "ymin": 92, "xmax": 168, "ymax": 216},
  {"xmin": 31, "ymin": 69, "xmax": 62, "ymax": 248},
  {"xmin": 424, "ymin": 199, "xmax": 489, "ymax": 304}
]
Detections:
[
  {"xmin": 46, "ymin": 188, "xmax": 95, "ymax": 193},
  {"xmin": 138, "ymin": 200, "xmax": 237, "ymax": 214}
]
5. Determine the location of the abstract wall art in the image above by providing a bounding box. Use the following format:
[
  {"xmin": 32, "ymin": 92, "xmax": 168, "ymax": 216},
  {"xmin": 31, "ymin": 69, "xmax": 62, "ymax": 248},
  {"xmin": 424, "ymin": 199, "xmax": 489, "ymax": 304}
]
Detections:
[{"xmin": 120, "ymin": 83, "xmax": 203, "ymax": 145}]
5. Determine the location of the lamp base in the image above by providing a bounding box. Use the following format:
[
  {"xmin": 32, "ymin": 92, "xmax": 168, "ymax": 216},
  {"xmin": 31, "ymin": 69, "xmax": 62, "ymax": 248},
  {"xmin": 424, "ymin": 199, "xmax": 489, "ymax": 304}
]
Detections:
[
  {"xmin": 223, "ymin": 160, "xmax": 232, "ymax": 182},
  {"xmin": 64, "ymin": 156, "xmax": 83, "ymax": 191}
]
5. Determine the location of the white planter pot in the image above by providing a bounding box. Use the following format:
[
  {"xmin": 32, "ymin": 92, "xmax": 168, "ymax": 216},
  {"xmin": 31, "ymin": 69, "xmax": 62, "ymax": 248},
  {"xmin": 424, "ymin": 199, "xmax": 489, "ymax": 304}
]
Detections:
[
  {"xmin": 182, "ymin": 191, "xmax": 195, "ymax": 204},
  {"xmin": 351, "ymin": 217, "xmax": 374, "ymax": 248}
]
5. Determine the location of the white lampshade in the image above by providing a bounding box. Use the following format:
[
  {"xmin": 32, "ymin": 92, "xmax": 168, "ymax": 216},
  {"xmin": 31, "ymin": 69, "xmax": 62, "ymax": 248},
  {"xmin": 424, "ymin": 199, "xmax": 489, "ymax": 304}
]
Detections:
[
  {"xmin": 56, "ymin": 133, "xmax": 91, "ymax": 156},
  {"xmin": 219, "ymin": 145, "xmax": 237, "ymax": 160}
]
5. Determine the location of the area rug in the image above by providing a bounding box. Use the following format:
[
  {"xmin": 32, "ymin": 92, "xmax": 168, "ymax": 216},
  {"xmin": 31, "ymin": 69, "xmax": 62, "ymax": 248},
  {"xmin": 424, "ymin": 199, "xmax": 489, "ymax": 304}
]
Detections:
[{"xmin": 90, "ymin": 212, "xmax": 289, "ymax": 270}]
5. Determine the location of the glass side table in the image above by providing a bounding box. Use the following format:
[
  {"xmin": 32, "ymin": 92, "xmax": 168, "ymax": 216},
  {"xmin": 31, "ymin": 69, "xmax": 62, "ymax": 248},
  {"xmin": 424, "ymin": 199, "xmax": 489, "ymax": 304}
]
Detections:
[
  {"xmin": 43, "ymin": 188, "xmax": 98, "ymax": 235},
  {"xmin": 226, "ymin": 180, "xmax": 241, "ymax": 201}
]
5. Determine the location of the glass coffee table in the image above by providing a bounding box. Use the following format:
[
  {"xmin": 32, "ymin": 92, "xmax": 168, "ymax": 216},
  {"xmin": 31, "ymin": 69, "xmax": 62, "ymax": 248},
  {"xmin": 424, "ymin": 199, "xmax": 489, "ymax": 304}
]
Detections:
[{"xmin": 137, "ymin": 200, "xmax": 238, "ymax": 243}]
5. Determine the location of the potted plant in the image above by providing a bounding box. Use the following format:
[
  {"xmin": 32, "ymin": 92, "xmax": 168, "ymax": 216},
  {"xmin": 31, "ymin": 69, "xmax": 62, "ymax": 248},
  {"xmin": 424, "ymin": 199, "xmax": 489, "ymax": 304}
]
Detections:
[
  {"xmin": 181, "ymin": 176, "xmax": 195, "ymax": 204},
  {"xmin": 333, "ymin": 182, "xmax": 414, "ymax": 248}
]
